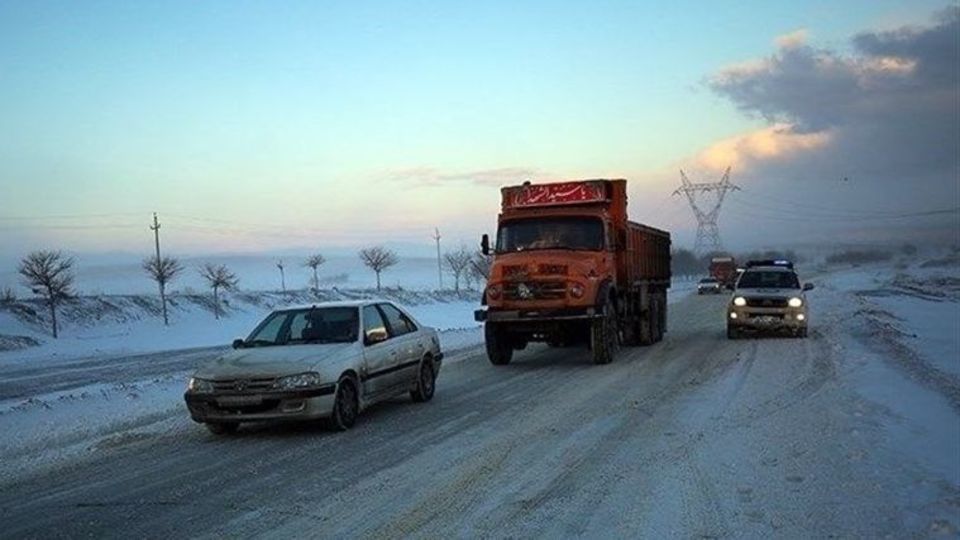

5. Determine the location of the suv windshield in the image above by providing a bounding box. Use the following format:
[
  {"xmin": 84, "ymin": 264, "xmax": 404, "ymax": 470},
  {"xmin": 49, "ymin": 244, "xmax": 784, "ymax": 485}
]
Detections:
[
  {"xmin": 496, "ymin": 217, "xmax": 604, "ymax": 252},
  {"xmin": 245, "ymin": 307, "xmax": 359, "ymax": 346},
  {"xmin": 737, "ymin": 270, "xmax": 800, "ymax": 289}
]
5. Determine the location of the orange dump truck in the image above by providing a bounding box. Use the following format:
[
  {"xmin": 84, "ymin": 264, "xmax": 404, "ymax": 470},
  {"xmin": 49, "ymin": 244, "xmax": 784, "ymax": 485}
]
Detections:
[{"xmin": 475, "ymin": 179, "xmax": 671, "ymax": 365}]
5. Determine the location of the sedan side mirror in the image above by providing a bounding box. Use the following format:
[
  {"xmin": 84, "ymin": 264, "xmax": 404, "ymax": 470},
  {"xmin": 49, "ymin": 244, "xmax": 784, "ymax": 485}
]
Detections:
[
  {"xmin": 481, "ymin": 234, "xmax": 490, "ymax": 256},
  {"xmin": 365, "ymin": 328, "xmax": 389, "ymax": 345},
  {"xmin": 232, "ymin": 338, "xmax": 245, "ymax": 349},
  {"xmin": 803, "ymin": 283, "xmax": 815, "ymax": 291}
]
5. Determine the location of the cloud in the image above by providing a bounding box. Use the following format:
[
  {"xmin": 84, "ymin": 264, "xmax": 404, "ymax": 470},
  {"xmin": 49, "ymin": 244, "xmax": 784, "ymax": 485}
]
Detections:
[
  {"xmin": 385, "ymin": 166, "xmax": 552, "ymax": 187},
  {"xmin": 695, "ymin": 123, "xmax": 831, "ymax": 172},
  {"xmin": 774, "ymin": 29, "xmax": 809, "ymax": 49},
  {"xmin": 692, "ymin": 6, "xmax": 959, "ymax": 245}
]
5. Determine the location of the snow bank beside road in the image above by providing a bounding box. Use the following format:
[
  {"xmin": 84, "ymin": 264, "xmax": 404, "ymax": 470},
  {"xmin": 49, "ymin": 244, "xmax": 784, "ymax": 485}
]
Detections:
[{"xmin": 0, "ymin": 288, "xmax": 482, "ymax": 364}]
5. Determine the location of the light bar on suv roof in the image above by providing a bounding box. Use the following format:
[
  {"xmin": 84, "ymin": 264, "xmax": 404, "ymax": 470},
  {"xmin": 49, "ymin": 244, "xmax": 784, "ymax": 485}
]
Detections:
[{"xmin": 745, "ymin": 259, "xmax": 794, "ymax": 269}]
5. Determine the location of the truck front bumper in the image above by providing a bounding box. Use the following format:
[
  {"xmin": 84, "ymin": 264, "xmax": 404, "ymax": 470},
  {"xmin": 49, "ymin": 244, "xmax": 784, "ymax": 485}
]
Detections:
[{"xmin": 475, "ymin": 307, "xmax": 599, "ymax": 322}]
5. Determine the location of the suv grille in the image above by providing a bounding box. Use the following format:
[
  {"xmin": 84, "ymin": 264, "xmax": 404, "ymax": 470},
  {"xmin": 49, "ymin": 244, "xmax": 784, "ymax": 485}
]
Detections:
[
  {"xmin": 212, "ymin": 377, "xmax": 277, "ymax": 393},
  {"xmin": 504, "ymin": 281, "xmax": 566, "ymax": 300},
  {"xmin": 745, "ymin": 297, "xmax": 788, "ymax": 308}
]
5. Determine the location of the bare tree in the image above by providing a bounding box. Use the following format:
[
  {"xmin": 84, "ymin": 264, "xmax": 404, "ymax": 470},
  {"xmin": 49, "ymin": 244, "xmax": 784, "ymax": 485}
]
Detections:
[
  {"xmin": 443, "ymin": 245, "xmax": 473, "ymax": 293},
  {"xmin": 142, "ymin": 255, "xmax": 183, "ymax": 326},
  {"xmin": 0, "ymin": 286, "xmax": 15, "ymax": 304},
  {"xmin": 198, "ymin": 263, "xmax": 238, "ymax": 320},
  {"xmin": 18, "ymin": 250, "xmax": 75, "ymax": 338},
  {"xmin": 359, "ymin": 246, "xmax": 398, "ymax": 291},
  {"xmin": 468, "ymin": 251, "xmax": 492, "ymax": 287},
  {"xmin": 303, "ymin": 254, "xmax": 326, "ymax": 290},
  {"xmin": 276, "ymin": 259, "xmax": 286, "ymax": 293}
]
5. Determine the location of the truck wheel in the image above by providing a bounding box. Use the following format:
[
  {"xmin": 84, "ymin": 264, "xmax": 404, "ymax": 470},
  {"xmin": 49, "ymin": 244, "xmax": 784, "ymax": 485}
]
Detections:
[
  {"xmin": 485, "ymin": 323, "xmax": 513, "ymax": 366},
  {"xmin": 651, "ymin": 296, "xmax": 664, "ymax": 343},
  {"xmin": 591, "ymin": 299, "xmax": 618, "ymax": 365},
  {"xmin": 658, "ymin": 292, "xmax": 668, "ymax": 335}
]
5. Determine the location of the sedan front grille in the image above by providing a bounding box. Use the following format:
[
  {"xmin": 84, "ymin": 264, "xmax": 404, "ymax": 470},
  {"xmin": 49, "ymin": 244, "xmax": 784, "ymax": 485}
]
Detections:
[{"xmin": 211, "ymin": 377, "xmax": 277, "ymax": 393}]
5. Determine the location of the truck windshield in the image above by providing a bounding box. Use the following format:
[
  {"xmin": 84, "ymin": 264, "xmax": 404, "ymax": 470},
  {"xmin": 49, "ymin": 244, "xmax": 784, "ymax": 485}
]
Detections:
[{"xmin": 496, "ymin": 217, "xmax": 604, "ymax": 252}]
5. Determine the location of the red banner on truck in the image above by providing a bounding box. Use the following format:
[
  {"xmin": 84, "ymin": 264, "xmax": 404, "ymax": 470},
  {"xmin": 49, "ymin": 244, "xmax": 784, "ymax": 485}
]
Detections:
[{"xmin": 503, "ymin": 181, "xmax": 607, "ymax": 209}]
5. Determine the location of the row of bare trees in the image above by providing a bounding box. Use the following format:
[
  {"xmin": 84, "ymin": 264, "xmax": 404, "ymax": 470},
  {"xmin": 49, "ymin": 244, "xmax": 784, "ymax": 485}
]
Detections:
[{"xmin": 10, "ymin": 245, "xmax": 489, "ymax": 338}]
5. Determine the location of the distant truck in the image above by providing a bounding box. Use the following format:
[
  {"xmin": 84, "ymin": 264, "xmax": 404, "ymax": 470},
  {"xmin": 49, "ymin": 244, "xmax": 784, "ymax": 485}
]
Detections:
[
  {"xmin": 474, "ymin": 179, "xmax": 671, "ymax": 365},
  {"xmin": 709, "ymin": 256, "xmax": 738, "ymax": 288}
]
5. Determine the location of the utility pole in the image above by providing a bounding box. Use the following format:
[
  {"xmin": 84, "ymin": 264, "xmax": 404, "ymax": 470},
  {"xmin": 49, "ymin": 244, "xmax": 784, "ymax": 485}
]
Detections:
[
  {"xmin": 149, "ymin": 213, "xmax": 170, "ymax": 326},
  {"xmin": 432, "ymin": 228, "xmax": 443, "ymax": 290},
  {"xmin": 673, "ymin": 167, "xmax": 739, "ymax": 255},
  {"xmin": 277, "ymin": 259, "xmax": 286, "ymax": 293}
]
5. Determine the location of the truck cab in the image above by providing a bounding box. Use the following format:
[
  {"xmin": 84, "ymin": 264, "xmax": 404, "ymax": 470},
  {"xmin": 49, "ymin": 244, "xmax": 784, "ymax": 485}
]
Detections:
[{"xmin": 476, "ymin": 180, "xmax": 671, "ymax": 366}]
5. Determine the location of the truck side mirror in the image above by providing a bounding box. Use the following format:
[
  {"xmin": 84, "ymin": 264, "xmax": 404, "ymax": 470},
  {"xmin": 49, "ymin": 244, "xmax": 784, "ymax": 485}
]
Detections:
[
  {"xmin": 481, "ymin": 234, "xmax": 490, "ymax": 256},
  {"xmin": 232, "ymin": 338, "xmax": 245, "ymax": 349}
]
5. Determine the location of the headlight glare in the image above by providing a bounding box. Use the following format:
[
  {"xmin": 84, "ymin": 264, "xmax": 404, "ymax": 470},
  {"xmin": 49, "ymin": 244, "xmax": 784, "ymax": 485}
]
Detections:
[
  {"xmin": 733, "ymin": 296, "xmax": 747, "ymax": 307},
  {"xmin": 188, "ymin": 377, "xmax": 214, "ymax": 393},
  {"xmin": 788, "ymin": 297, "xmax": 803, "ymax": 308},
  {"xmin": 272, "ymin": 372, "xmax": 322, "ymax": 390}
]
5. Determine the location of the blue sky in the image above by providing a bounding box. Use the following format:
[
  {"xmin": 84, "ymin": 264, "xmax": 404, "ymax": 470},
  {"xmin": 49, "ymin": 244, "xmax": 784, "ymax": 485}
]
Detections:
[{"xmin": 0, "ymin": 0, "xmax": 954, "ymax": 256}]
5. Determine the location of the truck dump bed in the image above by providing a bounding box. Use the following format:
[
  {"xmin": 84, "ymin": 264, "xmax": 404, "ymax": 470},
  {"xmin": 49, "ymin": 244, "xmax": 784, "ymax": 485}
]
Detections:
[{"xmin": 624, "ymin": 222, "xmax": 671, "ymax": 285}]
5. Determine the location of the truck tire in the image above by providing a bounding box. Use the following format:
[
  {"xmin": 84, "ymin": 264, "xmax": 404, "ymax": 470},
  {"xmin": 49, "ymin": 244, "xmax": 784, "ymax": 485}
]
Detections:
[
  {"xmin": 591, "ymin": 298, "xmax": 618, "ymax": 365},
  {"xmin": 658, "ymin": 291, "xmax": 668, "ymax": 335},
  {"xmin": 485, "ymin": 323, "xmax": 513, "ymax": 365},
  {"xmin": 651, "ymin": 296, "xmax": 664, "ymax": 343}
]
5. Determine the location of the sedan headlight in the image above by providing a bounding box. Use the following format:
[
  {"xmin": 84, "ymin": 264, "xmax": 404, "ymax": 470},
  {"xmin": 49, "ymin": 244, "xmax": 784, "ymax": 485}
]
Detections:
[
  {"xmin": 188, "ymin": 377, "xmax": 214, "ymax": 393},
  {"xmin": 272, "ymin": 372, "xmax": 322, "ymax": 390},
  {"xmin": 788, "ymin": 297, "xmax": 803, "ymax": 308},
  {"xmin": 733, "ymin": 296, "xmax": 747, "ymax": 307}
]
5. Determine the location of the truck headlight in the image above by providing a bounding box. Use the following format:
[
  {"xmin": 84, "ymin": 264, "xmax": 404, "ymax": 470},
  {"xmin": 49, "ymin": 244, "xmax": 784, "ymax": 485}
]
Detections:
[
  {"xmin": 272, "ymin": 372, "xmax": 322, "ymax": 390},
  {"xmin": 188, "ymin": 377, "xmax": 214, "ymax": 393},
  {"xmin": 788, "ymin": 297, "xmax": 803, "ymax": 308},
  {"xmin": 569, "ymin": 283, "xmax": 584, "ymax": 298},
  {"xmin": 733, "ymin": 296, "xmax": 747, "ymax": 307},
  {"xmin": 486, "ymin": 284, "xmax": 502, "ymax": 300}
]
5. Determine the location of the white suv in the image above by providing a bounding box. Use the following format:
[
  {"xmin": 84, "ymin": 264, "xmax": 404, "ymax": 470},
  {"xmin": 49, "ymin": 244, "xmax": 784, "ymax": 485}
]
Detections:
[{"xmin": 727, "ymin": 261, "xmax": 813, "ymax": 339}]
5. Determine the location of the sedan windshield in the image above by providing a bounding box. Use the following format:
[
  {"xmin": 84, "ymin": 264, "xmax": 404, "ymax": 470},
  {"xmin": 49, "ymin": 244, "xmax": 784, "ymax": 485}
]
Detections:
[
  {"xmin": 245, "ymin": 307, "xmax": 359, "ymax": 346},
  {"xmin": 496, "ymin": 217, "xmax": 604, "ymax": 252},
  {"xmin": 737, "ymin": 271, "xmax": 800, "ymax": 289}
]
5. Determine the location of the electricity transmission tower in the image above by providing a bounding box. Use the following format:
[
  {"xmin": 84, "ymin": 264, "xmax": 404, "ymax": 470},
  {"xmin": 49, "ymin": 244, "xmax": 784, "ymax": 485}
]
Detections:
[{"xmin": 673, "ymin": 167, "xmax": 739, "ymax": 254}]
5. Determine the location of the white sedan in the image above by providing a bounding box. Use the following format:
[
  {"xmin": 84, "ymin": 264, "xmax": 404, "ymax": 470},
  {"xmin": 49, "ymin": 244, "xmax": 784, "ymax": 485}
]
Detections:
[{"xmin": 184, "ymin": 300, "xmax": 443, "ymax": 434}]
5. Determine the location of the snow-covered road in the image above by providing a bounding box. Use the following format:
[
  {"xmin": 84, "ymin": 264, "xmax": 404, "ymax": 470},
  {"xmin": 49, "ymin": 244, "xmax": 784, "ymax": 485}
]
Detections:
[{"xmin": 0, "ymin": 269, "xmax": 957, "ymax": 537}]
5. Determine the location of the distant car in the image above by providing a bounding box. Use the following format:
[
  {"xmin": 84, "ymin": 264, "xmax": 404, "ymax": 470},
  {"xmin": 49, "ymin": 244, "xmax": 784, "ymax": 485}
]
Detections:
[
  {"xmin": 727, "ymin": 260, "xmax": 813, "ymax": 339},
  {"xmin": 697, "ymin": 277, "xmax": 722, "ymax": 294},
  {"xmin": 184, "ymin": 300, "xmax": 443, "ymax": 434}
]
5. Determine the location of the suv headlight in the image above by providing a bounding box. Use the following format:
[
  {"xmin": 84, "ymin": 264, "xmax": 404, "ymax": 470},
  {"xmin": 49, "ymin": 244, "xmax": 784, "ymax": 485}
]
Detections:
[
  {"xmin": 188, "ymin": 377, "xmax": 214, "ymax": 393},
  {"xmin": 272, "ymin": 372, "xmax": 322, "ymax": 390},
  {"xmin": 788, "ymin": 297, "xmax": 803, "ymax": 308},
  {"xmin": 733, "ymin": 296, "xmax": 747, "ymax": 307}
]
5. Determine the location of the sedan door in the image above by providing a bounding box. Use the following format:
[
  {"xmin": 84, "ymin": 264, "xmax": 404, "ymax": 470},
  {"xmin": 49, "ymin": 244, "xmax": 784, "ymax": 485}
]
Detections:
[
  {"xmin": 376, "ymin": 303, "xmax": 424, "ymax": 386},
  {"xmin": 361, "ymin": 304, "xmax": 402, "ymax": 398}
]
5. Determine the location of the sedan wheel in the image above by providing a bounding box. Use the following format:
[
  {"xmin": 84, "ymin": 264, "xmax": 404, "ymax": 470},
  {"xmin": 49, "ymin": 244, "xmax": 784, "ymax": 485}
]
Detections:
[
  {"xmin": 411, "ymin": 359, "xmax": 436, "ymax": 403},
  {"xmin": 330, "ymin": 379, "xmax": 358, "ymax": 431}
]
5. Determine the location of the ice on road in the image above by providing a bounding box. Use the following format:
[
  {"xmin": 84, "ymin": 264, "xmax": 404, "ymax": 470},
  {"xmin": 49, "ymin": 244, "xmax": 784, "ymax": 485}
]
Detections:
[{"xmin": 0, "ymin": 270, "xmax": 957, "ymax": 538}]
